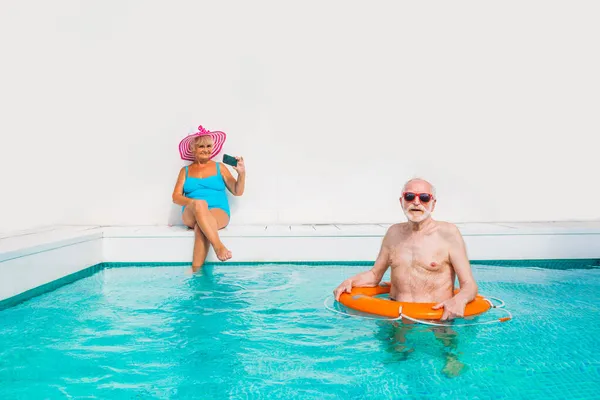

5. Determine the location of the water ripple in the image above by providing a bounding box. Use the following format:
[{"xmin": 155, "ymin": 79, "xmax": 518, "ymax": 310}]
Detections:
[{"xmin": 0, "ymin": 265, "xmax": 599, "ymax": 399}]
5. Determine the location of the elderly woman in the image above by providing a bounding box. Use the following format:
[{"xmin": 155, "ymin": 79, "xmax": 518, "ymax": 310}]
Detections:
[{"xmin": 172, "ymin": 128, "xmax": 245, "ymax": 270}]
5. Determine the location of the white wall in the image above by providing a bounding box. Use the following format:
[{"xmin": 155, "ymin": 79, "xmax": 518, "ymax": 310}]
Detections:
[{"xmin": 1, "ymin": 1, "xmax": 599, "ymax": 233}]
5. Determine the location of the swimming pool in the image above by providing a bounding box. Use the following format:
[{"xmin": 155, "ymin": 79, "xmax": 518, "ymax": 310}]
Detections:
[{"xmin": 1, "ymin": 262, "xmax": 599, "ymax": 399}]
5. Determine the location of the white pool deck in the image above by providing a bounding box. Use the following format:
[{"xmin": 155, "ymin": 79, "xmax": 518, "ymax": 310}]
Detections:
[{"xmin": 1, "ymin": 221, "xmax": 600, "ymax": 303}]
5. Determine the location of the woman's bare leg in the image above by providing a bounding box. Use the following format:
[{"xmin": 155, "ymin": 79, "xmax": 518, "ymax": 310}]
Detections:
[
  {"xmin": 183, "ymin": 210, "xmax": 210, "ymax": 271},
  {"xmin": 183, "ymin": 201, "xmax": 231, "ymax": 261},
  {"xmin": 191, "ymin": 225, "xmax": 210, "ymax": 271},
  {"xmin": 207, "ymin": 208, "xmax": 231, "ymax": 260}
]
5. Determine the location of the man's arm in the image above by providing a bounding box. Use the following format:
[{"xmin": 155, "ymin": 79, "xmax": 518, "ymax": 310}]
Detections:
[
  {"xmin": 333, "ymin": 227, "xmax": 393, "ymax": 301},
  {"xmin": 433, "ymin": 224, "xmax": 478, "ymax": 320}
]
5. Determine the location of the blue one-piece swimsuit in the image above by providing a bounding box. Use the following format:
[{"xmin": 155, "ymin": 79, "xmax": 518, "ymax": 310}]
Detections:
[{"xmin": 182, "ymin": 163, "xmax": 231, "ymax": 217}]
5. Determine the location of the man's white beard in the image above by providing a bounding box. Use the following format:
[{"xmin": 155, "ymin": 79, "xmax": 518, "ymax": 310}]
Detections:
[{"xmin": 403, "ymin": 207, "xmax": 431, "ymax": 223}]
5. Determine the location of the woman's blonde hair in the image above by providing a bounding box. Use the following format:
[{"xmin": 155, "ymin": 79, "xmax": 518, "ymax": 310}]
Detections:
[{"xmin": 189, "ymin": 135, "xmax": 214, "ymax": 152}]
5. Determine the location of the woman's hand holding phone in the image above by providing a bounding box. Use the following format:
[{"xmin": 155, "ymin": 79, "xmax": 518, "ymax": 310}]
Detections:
[{"xmin": 223, "ymin": 154, "xmax": 245, "ymax": 174}]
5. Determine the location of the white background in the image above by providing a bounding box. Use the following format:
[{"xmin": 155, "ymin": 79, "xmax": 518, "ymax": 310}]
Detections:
[{"xmin": 1, "ymin": 1, "xmax": 598, "ymax": 233}]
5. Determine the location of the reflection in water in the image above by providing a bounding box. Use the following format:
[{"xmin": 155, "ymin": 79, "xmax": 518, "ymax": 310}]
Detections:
[
  {"xmin": 376, "ymin": 319, "xmax": 467, "ymax": 378},
  {"xmin": 1, "ymin": 264, "xmax": 599, "ymax": 398},
  {"xmin": 174, "ymin": 265, "xmax": 255, "ymax": 398},
  {"xmin": 333, "ymin": 292, "xmax": 468, "ymax": 378}
]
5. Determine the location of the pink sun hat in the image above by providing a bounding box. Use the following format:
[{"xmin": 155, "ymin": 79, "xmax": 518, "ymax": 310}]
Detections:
[{"xmin": 178, "ymin": 125, "xmax": 227, "ymax": 161}]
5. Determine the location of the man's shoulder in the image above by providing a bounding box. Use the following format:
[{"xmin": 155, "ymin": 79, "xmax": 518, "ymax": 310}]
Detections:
[
  {"xmin": 386, "ymin": 223, "xmax": 408, "ymax": 234},
  {"xmin": 435, "ymin": 221, "xmax": 462, "ymax": 239},
  {"xmin": 381, "ymin": 223, "xmax": 407, "ymax": 241}
]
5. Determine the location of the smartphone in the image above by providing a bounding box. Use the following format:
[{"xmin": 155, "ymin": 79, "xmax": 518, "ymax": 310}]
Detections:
[{"xmin": 222, "ymin": 154, "xmax": 238, "ymax": 167}]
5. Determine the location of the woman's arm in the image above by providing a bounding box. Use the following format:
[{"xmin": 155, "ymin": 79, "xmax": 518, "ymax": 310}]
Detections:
[
  {"xmin": 172, "ymin": 167, "xmax": 195, "ymax": 207},
  {"xmin": 221, "ymin": 157, "xmax": 246, "ymax": 196}
]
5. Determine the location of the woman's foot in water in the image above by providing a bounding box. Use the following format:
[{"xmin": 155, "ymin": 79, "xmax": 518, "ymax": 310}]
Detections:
[{"xmin": 189, "ymin": 265, "xmax": 203, "ymax": 274}]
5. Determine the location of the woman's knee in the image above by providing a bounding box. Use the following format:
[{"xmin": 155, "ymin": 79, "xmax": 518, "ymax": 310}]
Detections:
[{"xmin": 192, "ymin": 200, "xmax": 209, "ymax": 214}]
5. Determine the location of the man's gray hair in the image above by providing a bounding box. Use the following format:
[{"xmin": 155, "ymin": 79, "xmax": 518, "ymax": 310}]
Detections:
[{"xmin": 402, "ymin": 178, "xmax": 437, "ymax": 197}]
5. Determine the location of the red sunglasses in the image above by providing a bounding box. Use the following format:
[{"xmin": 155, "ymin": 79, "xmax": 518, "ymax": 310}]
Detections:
[{"xmin": 402, "ymin": 192, "xmax": 434, "ymax": 203}]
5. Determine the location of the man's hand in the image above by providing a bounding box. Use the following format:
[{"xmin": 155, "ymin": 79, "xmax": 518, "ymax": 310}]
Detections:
[
  {"xmin": 432, "ymin": 296, "xmax": 468, "ymax": 321},
  {"xmin": 333, "ymin": 279, "xmax": 353, "ymax": 301}
]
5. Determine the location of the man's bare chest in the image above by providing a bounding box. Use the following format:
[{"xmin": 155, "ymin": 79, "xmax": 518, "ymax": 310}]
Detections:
[{"xmin": 389, "ymin": 235, "xmax": 450, "ymax": 272}]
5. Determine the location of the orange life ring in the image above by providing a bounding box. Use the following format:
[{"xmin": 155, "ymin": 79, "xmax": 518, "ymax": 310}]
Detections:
[{"xmin": 338, "ymin": 285, "xmax": 492, "ymax": 320}]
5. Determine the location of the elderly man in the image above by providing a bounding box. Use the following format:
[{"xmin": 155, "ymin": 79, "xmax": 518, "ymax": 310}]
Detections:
[
  {"xmin": 333, "ymin": 178, "xmax": 478, "ymax": 321},
  {"xmin": 333, "ymin": 178, "xmax": 478, "ymax": 376}
]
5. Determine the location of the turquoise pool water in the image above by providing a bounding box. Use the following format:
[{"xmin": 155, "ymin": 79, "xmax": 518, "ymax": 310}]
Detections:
[{"xmin": 1, "ymin": 263, "xmax": 599, "ymax": 399}]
